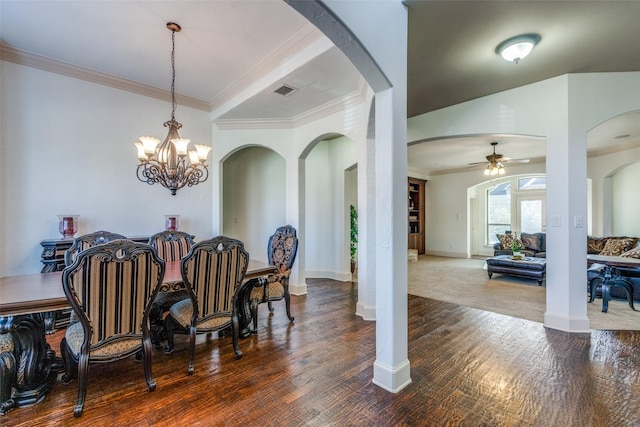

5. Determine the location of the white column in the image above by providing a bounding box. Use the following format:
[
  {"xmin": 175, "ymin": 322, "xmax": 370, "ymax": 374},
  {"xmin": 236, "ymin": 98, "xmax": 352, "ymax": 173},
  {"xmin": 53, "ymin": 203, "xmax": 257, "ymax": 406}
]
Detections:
[
  {"xmin": 356, "ymin": 133, "xmax": 376, "ymax": 320},
  {"xmin": 372, "ymin": 88, "xmax": 411, "ymax": 392},
  {"xmin": 544, "ymin": 127, "xmax": 590, "ymax": 332},
  {"xmin": 289, "ymin": 155, "xmax": 307, "ymax": 295}
]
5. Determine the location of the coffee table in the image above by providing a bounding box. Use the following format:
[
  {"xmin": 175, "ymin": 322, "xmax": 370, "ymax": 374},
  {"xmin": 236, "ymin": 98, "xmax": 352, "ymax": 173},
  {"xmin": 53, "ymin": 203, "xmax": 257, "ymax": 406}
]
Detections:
[{"xmin": 486, "ymin": 255, "xmax": 546, "ymax": 286}]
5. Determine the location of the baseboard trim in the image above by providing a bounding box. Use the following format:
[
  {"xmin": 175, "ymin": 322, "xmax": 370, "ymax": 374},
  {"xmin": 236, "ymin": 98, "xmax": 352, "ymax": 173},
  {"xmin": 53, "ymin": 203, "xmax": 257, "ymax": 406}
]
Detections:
[
  {"xmin": 424, "ymin": 250, "xmax": 468, "ymax": 258},
  {"xmin": 356, "ymin": 302, "xmax": 376, "ymax": 320},
  {"xmin": 544, "ymin": 312, "xmax": 590, "ymax": 333},
  {"xmin": 305, "ymin": 270, "xmax": 352, "ymax": 282},
  {"xmin": 372, "ymin": 359, "xmax": 412, "ymax": 393},
  {"xmin": 290, "ymin": 281, "xmax": 308, "ymax": 296}
]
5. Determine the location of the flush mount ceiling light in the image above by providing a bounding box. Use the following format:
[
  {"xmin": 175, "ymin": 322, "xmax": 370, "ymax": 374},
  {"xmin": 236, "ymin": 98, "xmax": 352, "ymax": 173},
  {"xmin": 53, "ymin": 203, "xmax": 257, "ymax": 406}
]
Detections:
[
  {"xmin": 135, "ymin": 22, "xmax": 212, "ymax": 195},
  {"xmin": 496, "ymin": 33, "xmax": 541, "ymax": 64}
]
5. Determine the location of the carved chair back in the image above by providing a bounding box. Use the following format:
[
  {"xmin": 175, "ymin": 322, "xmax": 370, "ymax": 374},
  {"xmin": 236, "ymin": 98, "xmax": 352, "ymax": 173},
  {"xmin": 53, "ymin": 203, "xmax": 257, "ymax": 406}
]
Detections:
[
  {"xmin": 64, "ymin": 230, "xmax": 127, "ymax": 267},
  {"xmin": 181, "ymin": 236, "xmax": 249, "ymax": 320},
  {"xmin": 148, "ymin": 230, "xmax": 196, "ymax": 262}
]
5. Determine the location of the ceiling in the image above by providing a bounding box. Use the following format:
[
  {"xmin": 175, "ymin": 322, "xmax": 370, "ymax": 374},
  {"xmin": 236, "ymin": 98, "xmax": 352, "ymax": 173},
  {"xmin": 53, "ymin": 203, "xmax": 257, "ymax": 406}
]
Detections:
[{"xmin": 2, "ymin": 1, "xmax": 640, "ymax": 174}]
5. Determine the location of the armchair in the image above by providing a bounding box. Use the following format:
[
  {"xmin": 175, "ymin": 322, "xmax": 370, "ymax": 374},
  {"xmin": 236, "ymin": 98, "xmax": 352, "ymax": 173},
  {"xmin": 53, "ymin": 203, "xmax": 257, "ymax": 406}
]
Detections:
[
  {"xmin": 60, "ymin": 240, "xmax": 165, "ymax": 417},
  {"xmin": 249, "ymin": 225, "xmax": 298, "ymax": 333},
  {"xmin": 164, "ymin": 236, "xmax": 249, "ymax": 374}
]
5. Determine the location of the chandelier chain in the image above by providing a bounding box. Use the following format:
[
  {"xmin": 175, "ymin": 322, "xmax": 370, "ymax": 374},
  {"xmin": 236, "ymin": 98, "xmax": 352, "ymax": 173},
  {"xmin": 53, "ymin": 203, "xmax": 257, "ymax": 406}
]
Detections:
[{"xmin": 170, "ymin": 29, "xmax": 177, "ymax": 121}]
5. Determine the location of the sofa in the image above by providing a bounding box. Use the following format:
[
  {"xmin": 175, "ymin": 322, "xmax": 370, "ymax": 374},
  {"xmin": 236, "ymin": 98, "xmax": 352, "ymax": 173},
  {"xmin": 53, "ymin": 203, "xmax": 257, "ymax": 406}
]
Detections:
[
  {"xmin": 493, "ymin": 232, "xmax": 546, "ymax": 258},
  {"xmin": 493, "ymin": 233, "xmax": 640, "ymax": 301}
]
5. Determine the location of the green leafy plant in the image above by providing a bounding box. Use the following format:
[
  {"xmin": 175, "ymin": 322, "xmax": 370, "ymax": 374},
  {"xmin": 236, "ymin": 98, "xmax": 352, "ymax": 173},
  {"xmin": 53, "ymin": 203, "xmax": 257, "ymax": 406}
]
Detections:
[
  {"xmin": 512, "ymin": 232, "xmax": 523, "ymax": 251},
  {"xmin": 350, "ymin": 204, "xmax": 358, "ymax": 261}
]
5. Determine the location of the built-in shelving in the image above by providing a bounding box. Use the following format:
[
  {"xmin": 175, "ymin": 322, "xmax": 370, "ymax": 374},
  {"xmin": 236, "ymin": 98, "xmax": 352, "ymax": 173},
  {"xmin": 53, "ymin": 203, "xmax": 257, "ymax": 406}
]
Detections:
[{"xmin": 408, "ymin": 178, "xmax": 426, "ymax": 254}]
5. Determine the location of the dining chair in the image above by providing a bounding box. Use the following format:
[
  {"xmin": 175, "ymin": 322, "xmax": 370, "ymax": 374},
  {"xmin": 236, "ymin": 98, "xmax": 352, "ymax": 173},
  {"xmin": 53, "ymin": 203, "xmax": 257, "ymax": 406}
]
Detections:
[
  {"xmin": 164, "ymin": 236, "xmax": 248, "ymax": 375},
  {"xmin": 64, "ymin": 230, "xmax": 127, "ymax": 267},
  {"xmin": 249, "ymin": 225, "xmax": 298, "ymax": 333},
  {"xmin": 63, "ymin": 231, "xmax": 128, "ymax": 329},
  {"xmin": 60, "ymin": 239, "xmax": 165, "ymax": 417},
  {"xmin": 147, "ymin": 230, "xmax": 196, "ymax": 345},
  {"xmin": 147, "ymin": 230, "xmax": 195, "ymax": 262}
]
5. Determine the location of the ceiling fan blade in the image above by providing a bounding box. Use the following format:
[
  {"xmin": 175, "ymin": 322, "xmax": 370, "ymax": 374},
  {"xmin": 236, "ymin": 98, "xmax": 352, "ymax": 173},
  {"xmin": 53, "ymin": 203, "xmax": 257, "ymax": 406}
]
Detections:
[
  {"xmin": 503, "ymin": 158, "xmax": 530, "ymax": 164},
  {"xmin": 467, "ymin": 161, "xmax": 488, "ymax": 166}
]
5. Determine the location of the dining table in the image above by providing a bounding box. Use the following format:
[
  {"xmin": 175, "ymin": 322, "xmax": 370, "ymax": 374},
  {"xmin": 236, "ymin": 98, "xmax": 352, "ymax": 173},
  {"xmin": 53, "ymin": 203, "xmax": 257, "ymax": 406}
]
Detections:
[{"xmin": 0, "ymin": 259, "xmax": 276, "ymax": 415}]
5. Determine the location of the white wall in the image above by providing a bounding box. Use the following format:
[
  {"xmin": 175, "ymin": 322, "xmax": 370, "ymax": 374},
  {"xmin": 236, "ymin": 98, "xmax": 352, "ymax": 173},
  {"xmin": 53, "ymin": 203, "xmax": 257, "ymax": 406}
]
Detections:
[
  {"xmin": 588, "ymin": 145, "xmax": 640, "ymax": 236},
  {"xmin": 305, "ymin": 136, "xmax": 357, "ymax": 279},
  {"xmin": 423, "ymin": 146, "xmax": 639, "ymax": 259},
  {"xmin": 425, "ymin": 162, "xmax": 546, "ymax": 258},
  {"xmin": 611, "ymin": 161, "xmax": 640, "ymax": 236},
  {"xmin": 222, "ymin": 146, "xmax": 286, "ymax": 262},
  {"xmin": 212, "ymin": 92, "xmax": 371, "ymax": 288},
  {"xmin": 0, "ymin": 61, "xmax": 213, "ymax": 276}
]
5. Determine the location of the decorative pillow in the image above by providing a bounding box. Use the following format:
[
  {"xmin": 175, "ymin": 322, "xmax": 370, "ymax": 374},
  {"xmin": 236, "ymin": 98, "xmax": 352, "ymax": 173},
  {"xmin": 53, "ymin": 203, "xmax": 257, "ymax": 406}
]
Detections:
[
  {"xmin": 520, "ymin": 233, "xmax": 542, "ymax": 252},
  {"xmin": 620, "ymin": 246, "xmax": 640, "ymax": 259},
  {"xmin": 599, "ymin": 238, "xmax": 637, "ymax": 256},
  {"xmin": 497, "ymin": 233, "xmax": 524, "ymax": 250},
  {"xmin": 587, "ymin": 236, "xmax": 608, "ymax": 254}
]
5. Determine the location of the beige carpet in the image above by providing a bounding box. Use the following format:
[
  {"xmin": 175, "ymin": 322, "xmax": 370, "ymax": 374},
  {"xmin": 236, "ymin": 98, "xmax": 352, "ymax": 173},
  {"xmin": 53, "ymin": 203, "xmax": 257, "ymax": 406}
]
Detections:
[{"xmin": 408, "ymin": 255, "xmax": 640, "ymax": 330}]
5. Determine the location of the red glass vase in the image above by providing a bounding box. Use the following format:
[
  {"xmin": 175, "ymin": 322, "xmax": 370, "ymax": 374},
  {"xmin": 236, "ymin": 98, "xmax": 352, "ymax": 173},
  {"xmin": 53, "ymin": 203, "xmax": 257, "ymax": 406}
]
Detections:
[
  {"xmin": 165, "ymin": 215, "xmax": 180, "ymax": 231},
  {"xmin": 58, "ymin": 215, "xmax": 79, "ymax": 239}
]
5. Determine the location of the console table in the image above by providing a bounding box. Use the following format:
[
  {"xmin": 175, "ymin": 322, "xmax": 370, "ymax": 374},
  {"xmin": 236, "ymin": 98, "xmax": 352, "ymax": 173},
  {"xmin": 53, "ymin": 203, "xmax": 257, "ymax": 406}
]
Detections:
[
  {"xmin": 40, "ymin": 236, "xmax": 150, "ymax": 273},
  {"xmin": 587, "ymin": 255, "xmax": 640, "ymax": 313}
]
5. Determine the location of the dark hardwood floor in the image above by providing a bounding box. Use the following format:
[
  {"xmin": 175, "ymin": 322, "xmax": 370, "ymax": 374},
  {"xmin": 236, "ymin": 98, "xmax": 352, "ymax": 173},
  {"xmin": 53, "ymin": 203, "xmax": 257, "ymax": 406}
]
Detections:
[{"xmin": 4, "ymin": 278, "xmax": 640, "ymax": 426}]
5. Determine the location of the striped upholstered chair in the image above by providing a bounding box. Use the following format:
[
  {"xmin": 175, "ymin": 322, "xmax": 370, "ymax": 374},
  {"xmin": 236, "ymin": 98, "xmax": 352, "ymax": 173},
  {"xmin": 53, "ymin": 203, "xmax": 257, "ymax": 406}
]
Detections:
[
  {"xmin": 64, "ymin": 230, "xmax": 127, "ymax": 267},
  {"xmin": 249, "ymin": 225, "xmax": 298, "ymax": 333},
  {"xmin": 147, "ymin": 230, "xmax": 195, "ymax": 262},
  {"xmin": 60, "ymin": 240, "xmax": 165, "ymax": 417},
  {"xmin": 164, "ymin": 236, "xmax": 248, "ymax": 375}
]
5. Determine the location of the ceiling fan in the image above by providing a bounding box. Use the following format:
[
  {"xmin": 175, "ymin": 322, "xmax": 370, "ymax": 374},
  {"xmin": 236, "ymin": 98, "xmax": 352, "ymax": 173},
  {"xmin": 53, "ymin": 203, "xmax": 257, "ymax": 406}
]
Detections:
[{"xmin": 468, "ymin": 142, "xmax": 530, "ymax": 175}]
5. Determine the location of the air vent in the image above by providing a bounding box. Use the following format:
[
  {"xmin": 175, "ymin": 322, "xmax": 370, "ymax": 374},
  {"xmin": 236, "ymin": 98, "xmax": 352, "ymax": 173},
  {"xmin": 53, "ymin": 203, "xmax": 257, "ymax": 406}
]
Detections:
[{"xmin": 274, "ymin": 84, "xmax": 297, "ymax": 96}]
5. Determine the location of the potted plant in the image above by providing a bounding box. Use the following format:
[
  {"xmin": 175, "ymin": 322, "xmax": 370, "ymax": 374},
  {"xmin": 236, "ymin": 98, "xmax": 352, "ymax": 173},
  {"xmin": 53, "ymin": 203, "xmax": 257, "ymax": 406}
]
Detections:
[
  {"xmin": 350, "ymin": 204, "xmax": 358, "ymax": 273},
  {"xmin": 512, "ymin": 232, "xmax": 523, "ymax": 259}
]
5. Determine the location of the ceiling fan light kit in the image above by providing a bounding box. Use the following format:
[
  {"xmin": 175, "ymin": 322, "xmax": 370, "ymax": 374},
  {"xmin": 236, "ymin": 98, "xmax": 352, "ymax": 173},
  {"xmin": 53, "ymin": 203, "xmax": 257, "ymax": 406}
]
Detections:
[
  {"xmin": 496, "ymin": 33, "xmax": 541, "ymax": 64},
  {"xmin": 484, "ymin": 162, "xmax": 505, "ymax": 176},
  {"xmin": 470, "ymin": 141, "xmax": 531, "ymax": 176}
]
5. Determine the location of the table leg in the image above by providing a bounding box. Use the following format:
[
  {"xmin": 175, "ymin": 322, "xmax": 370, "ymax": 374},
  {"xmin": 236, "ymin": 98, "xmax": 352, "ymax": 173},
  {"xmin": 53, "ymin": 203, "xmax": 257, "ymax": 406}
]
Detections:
[
  {"xmin": 601, "ymin": 281, "xmax": 611, "ymax": 313},
  {"xmin": 0, "ymin": 315, "xmax": 58, "ymax": 412}
]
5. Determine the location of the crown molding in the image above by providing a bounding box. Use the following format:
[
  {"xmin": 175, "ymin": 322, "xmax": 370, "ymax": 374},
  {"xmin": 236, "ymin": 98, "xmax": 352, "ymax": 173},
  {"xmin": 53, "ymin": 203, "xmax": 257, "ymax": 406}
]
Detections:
[{"xmin": 0, "ymin": 45, "xmax": 210, "ymax": 112}]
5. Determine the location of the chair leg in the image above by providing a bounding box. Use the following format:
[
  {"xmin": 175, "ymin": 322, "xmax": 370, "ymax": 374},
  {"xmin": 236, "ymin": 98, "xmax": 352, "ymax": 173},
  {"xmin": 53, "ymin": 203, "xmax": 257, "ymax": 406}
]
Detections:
[
  {"xmin": 188, "ymin": 326, "xmax": 196, "ymax": 375},
  {"xmin": 60, "ymin": 338, "xmax": 77, "ymax": 385},
  {"xmin": 268, "ymin": 301, "xmax": 274, "ymax": 313},
  {"xmin": 74, "ymin": 352, "xmax": 90, "ymax": 417},
  {"xmin": 250, "ymin": 299, "xmax": 259, "ymax": 334},
  {"xmin": 284, "ymin": 292, "xmax": 295, "ymax": 322},
  {"xmin": 231, "ymin": 315, "xmax": 243, "ymax": 360},
  {"xmin": 142, "ymin": 338, "xmax": 156, "ymax": 392},
  {"xmin": 164, "ymin": 316, "xmax": 175, "ymax": 355}
]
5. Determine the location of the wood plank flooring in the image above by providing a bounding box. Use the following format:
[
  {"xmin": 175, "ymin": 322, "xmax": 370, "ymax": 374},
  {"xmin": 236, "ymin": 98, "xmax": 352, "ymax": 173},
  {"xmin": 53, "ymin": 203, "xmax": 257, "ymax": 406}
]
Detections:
[{"xmin": 4, "ymin": 278, "xmax": 640, "ymax": 426}]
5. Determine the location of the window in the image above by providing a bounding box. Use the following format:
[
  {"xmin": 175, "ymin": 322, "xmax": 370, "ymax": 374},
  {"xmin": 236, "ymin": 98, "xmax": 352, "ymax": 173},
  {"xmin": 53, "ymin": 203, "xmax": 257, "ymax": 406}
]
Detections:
[
  {"xmin": 487, "ymin": 182, "xmax": 511, "ymax": 245},
  {"xmin": 518, "ymin": 176, "xmax": 546, "ymax": 190}
]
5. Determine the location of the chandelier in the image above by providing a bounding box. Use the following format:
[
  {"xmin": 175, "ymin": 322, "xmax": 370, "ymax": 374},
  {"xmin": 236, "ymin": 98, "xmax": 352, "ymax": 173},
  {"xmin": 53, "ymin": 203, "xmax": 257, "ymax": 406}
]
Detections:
[
  {"xmin": 135, "ymin": 22, "xmax": 211, "ymax": 195},
  {"xmin": 484, "ymin": 161, "xmax": 505, "ymax": 176}
]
